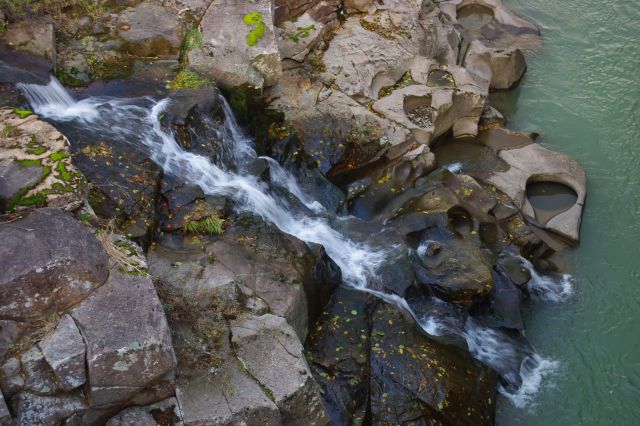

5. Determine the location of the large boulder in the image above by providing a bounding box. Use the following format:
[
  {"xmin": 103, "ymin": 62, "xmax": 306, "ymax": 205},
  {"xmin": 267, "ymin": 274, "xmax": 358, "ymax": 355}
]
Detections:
[
  {"xmin": 486, "ymin": 141, "xmax": 587, "ymax": 242},
  {"xmin": 70, "ymin": 252, "xmax": 176, "ymax": 408},
  {"xmin": 115, "ymin": 2, "xmax": 183, "ymax": 58},
  {"xmin": 1, "ymin": 19, "xmax": 55, "ymax": 66},
  {"xmin": 188, "ymin": 0, "xmax": 283, "ymax": 88},
  {"xmin": 0, "ymin": 208, "xmax": 109, "ymax": 321},
  {"xmin": 230, "ymin": 314, "xmax": 329, "ymax": 425}
]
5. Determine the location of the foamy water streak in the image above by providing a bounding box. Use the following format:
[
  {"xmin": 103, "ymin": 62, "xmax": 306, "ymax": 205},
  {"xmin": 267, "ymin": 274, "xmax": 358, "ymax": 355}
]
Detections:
[
  {"xmin": 519, "ymin": 256, "xmax": 575, "ymax": 303},
  {"xmin": 18, "ymin": 78, "xmax": 388, "ymax": 289},
  {"xmin": 18, "ymin": 77, "xmax": 566, "ymax": 407}
]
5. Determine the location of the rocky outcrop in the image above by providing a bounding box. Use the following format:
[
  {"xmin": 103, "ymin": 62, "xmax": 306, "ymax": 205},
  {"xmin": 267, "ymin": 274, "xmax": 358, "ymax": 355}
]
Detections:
[
  {"xmin": 0, "ymin": 208, "xmax": 109, "ymax": 321},
  {"xmin": 115, "ymin": 2, "xmax": 183, "ymax": 58},
  {"xmin": 486, "ymin": 139, "xmax": 587, "ymax": 242},
  {"xmin": 188, "ymin": 0, "xmax": 282, "ymax": 88},
  {"xmin": 71, "ymin": 254, "xmax": 175, "ymax": 409},
  {"xmin": 276, "ymin": 12, "xmax": 325, "ymax": 65}
]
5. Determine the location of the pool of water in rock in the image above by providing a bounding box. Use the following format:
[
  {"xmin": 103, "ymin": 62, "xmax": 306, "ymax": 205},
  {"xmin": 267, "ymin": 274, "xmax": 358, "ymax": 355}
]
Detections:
[
  {"xmin": 526, "ymin": 181, "xmax": 578, "ymax": 225},
  {"xmin": 457, "ymin": 4, "xmax": 494, "ymax": 31}
]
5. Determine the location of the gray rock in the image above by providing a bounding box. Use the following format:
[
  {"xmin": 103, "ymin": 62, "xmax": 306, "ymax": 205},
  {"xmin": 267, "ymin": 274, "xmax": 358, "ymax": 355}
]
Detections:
[
  {"xmin": 0, "ymin": 391, "xmax": 10, "ymax": 426},
  {"xmin": 70, "ymin": 266, "xmax": 176, "ymax": 408},
  {"xmin": 486, "ymin": 142, "xmax": 587, "ymax": 242},
  {"xmin": 11, "ymin": 390, "xmax": 87, "ymax": 426},
  {"xmin": 231, "ymin": 314, "xmax": 329, "ymax": 425},
  {"xmin": 20, "ymin": 346, "xmax": 62, "ymax": 395},
  {"xmin": 0, "ymin": 357, "xmax": 23, "ymax": 398},
  {"xmin": 320, "ymin": 17, "xmax": 417, "ymax": 100},
  {"xmin": 2, "ymin": 19, "xmax": 55, "ymax": 65},
  {"xmin": 276, "ymin": 13, "xmax": 324, "ymax": 62},
  {"xmin": 107, "ymin": 396, "xmax": 183, "ymax": 425},
  {"xmin": 0, "ymin": 208, "xmax": 109, "ymax": 321},
  {"xmin": 176, "ymin": 361, "xmax": 281, "ymax": 425},
  {"xmin": 116, "ymin": 2, "xmax": 182, "ymax": 58},
  {"xmin": 39, "ymin": 314, "xmax": 86, "ymax": 391},
  {"xmin": 372, "ymin": 83, "xmax": 485, "ymax": 144},
  {"xmin": 105, "ymin": 406, "xmax": 156, "ymax": 426},
  {"xmin": 0, "ymin": 159, "xmax": 43, "ymax": 211},
  {"xmin": 464, "ymin": 40, "xmax": 526, "ymax": 90},
  {"xmin": 189, "ymin": 0, "xmax": 282, "ymax": 88}
]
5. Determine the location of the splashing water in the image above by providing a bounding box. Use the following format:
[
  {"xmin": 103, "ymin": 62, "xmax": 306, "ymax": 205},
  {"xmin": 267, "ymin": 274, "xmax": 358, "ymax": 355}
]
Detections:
[
  {"xmin": 519, "ymin": 256, "xmax": 575, "ymax": 303},
  {"xmin": 17, "ymin": 77, "xmax": 569, "ymax": 407}
]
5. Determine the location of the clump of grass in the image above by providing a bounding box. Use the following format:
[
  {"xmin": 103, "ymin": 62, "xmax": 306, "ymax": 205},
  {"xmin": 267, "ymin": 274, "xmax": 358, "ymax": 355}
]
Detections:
[
  {"xmin": 2, "ymin": 123, "xmax": 20, "ymax": 138},
  {"xmin": 96, "ymin": 222, "xmax": 148, "ymax": 276},
  {"xmin": 7, "ymin": 312, "xmax": 60, "ymax": 358},
  {"xmin": 179, "ymin": 27, "xmax": 203, "ymax": 62},
  {"xmin": 184, "ymin": 215, "xmax": 224, "ymax": 235},
  {"xmin": 167, "ymin": 69, "xmax": 210, "ymax": 90}
]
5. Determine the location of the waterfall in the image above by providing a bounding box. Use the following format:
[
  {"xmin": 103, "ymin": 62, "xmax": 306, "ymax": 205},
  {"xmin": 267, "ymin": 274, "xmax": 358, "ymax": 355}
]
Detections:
[{"xmin": 17, "ymin": 77, "xmax": 574, "ymax": 407}]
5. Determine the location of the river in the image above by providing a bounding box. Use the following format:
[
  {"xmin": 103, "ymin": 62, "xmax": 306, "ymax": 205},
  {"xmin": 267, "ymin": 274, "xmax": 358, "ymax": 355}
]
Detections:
[{"xmin": 496, "ymin": 0, "xmax": 640, "ymax": 424}]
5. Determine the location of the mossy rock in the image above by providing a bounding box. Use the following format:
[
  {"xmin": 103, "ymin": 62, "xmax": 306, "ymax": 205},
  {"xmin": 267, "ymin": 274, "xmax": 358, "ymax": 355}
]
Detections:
[{"xmin": 0, "ymin": 109, "xmax": 87, "ymax": 214}]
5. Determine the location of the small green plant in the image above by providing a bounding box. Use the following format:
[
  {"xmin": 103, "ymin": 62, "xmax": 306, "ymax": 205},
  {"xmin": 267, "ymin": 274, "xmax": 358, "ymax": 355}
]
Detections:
[
  {"xmin": 184, "ymin": 215, "xmax": 224, "ymax": 235},
  {"xmin": 12, "ymin": 108, "xmax": 33, "ymax": 118},
  {"xmin": 167, "ymin": 69, "xmax": 210, "ymax": 90},
  {"xmin": 287, "ymin": 25, "xmax": 316, "ymax": 43},
  {"xmin": 179, "ymin": 27, "xmax": 203, "ymax": 62},
  {"xmin": 243, "ymin": 11, "xmax": 266, "ymax": 46},
  {"xmin": 1, "ymin": 123, "xmax": 20, "ymax": 138}
]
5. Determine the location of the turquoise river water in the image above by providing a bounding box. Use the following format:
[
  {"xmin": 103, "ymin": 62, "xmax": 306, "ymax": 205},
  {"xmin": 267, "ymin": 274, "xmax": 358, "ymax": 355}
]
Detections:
[{"xmin": 496, "ymin": 0, "xmax": 640, "ymax": 424}]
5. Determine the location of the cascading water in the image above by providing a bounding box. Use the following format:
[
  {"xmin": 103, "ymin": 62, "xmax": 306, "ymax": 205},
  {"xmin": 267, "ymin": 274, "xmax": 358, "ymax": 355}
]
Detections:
[{"xmin": 16, "ymin": 76, "xmax": 575, "ymax": 407}]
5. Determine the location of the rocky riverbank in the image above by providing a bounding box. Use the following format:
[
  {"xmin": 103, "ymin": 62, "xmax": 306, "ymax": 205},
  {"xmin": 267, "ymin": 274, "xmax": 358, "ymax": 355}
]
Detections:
[{"xmin": 0, "ymin": 1, "xmax": 586, "ymax": 425}]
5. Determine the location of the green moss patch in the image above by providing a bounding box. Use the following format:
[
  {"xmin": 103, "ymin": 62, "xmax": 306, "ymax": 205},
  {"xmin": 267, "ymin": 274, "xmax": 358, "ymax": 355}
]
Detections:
[
  {"xmin": 167, "ymin": 69, "xmax": 210, "ymax": 90},
  {"xmin": 243, "ymin": 11, "xmax": 266, "ymax": 46}
]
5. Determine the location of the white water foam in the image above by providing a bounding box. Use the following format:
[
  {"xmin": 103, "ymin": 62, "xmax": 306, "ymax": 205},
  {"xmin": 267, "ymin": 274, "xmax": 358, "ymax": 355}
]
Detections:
[{"xmin": 519, "ymin": 256, "xmax": 575, "ymax": 303}]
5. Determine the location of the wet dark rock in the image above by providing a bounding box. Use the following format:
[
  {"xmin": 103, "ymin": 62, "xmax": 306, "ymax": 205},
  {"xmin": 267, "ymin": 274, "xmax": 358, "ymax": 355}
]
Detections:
[
  {"xmin": 409, "ymin": 218, "xmax": 495, "ymax": 305},
  {"xmin": 473, "ymin": 267, "xmax": 524, "ymax": 330},
  {"xmin": 305, "ymin": 288, "xmax": 376, "ymax": 425},
  {"xmin": 70, "ymin": 138, "xmax": 162, "ymax": 244},
  {"xmin": 370, "ymin": 303, "xmax": 497, "ymax": 425},
  {"xmin": 306, "ymin": 288, "xmax": 497, "ymax": 425},
  {"xmin": 0, "ymin": 208, "xmax": 109, "ymax": 321}
]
